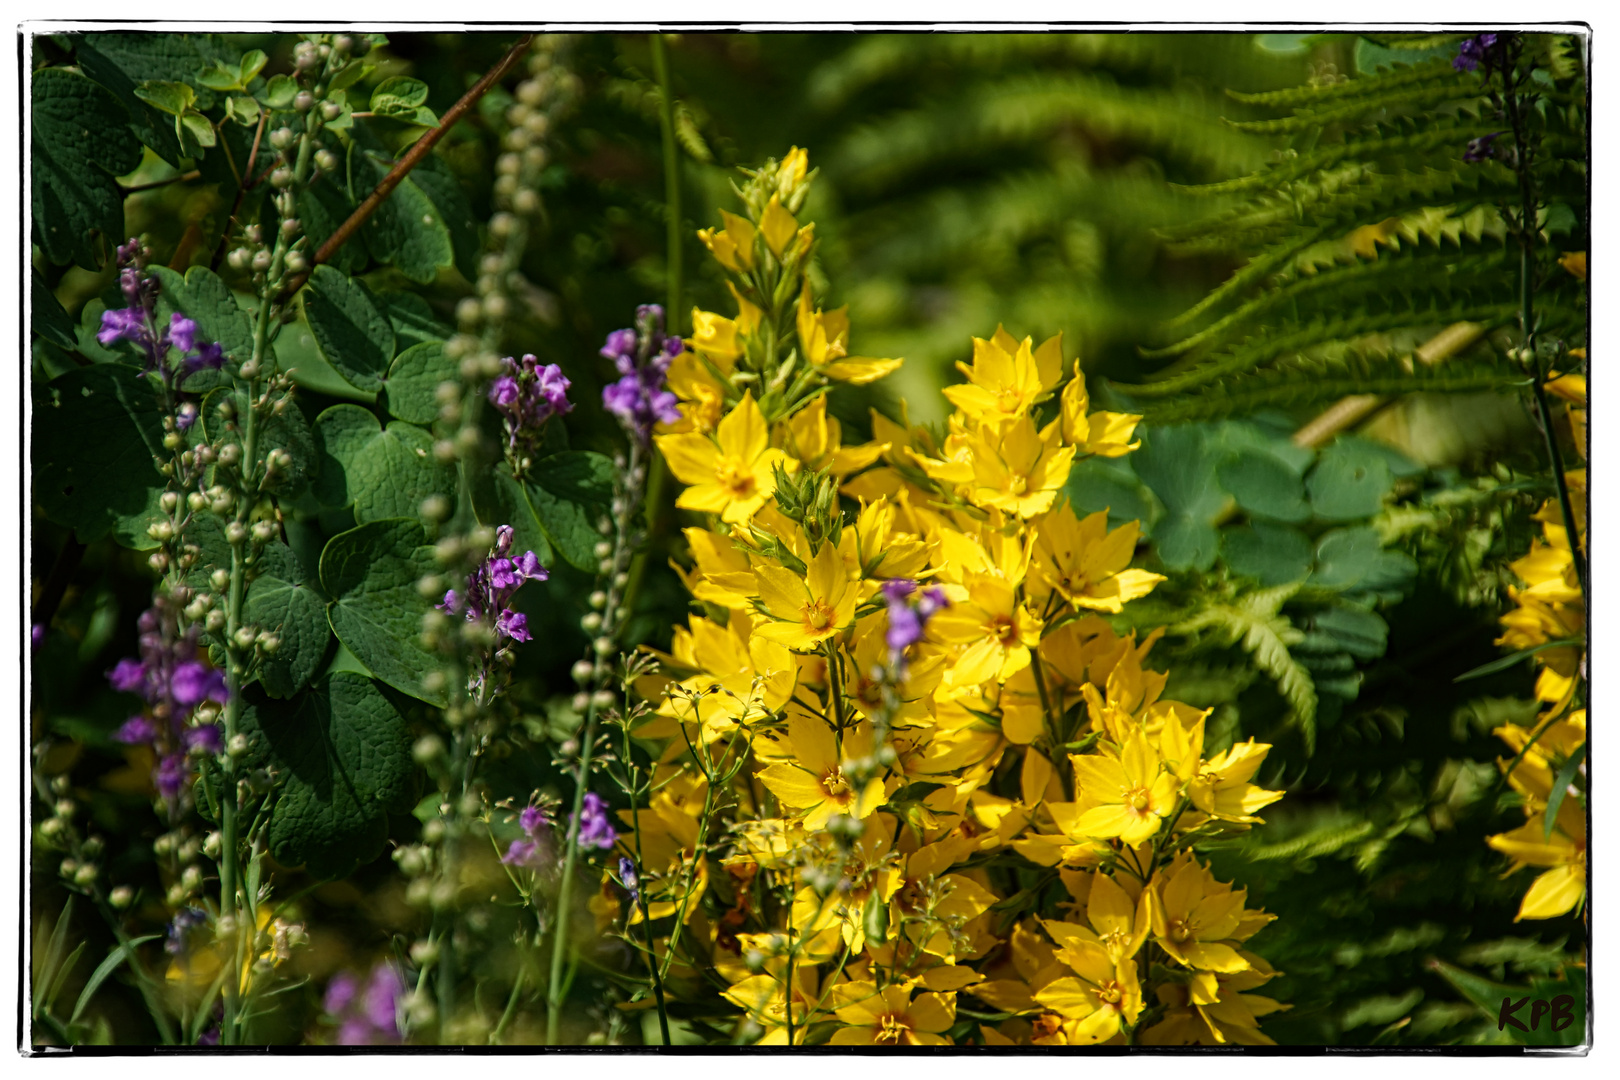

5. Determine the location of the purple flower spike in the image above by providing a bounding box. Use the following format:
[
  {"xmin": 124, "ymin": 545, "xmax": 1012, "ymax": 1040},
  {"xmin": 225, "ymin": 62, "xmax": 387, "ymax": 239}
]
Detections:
[
  {"xmin": 108, "ymin": 657, "xmax": 149, "ymax": 695},
  {"xmin": 600, "ymin": 304, "xmax": 683, "ymax": 444},
  {"xmin": 574, "ymin": 792, "xmax": 618, "ymax": 850},
  {"xmin": 1454, "ymin": 32, "xmax": 1501, "ymax": 73},
  {"xmin": 116, "ymin": 715, "xmax": 159, "ymax": 744},
  {"xmin": 618, "ymin": 856, "xmax": 640, "ymax": 904},
  {"xmin": 882, "ymin": 579, "xmax": 950, "ymax": 670},
  {"xmin": 489, "ymin": 354, "xmax": 573, "ymax": 470},
  {"xmin": 496, "ymin": 609, "xmax": 532, "ymax": 643},
  {"xmin": 170, "ymin": 660, "xmax": 229, "ymax": 708}
]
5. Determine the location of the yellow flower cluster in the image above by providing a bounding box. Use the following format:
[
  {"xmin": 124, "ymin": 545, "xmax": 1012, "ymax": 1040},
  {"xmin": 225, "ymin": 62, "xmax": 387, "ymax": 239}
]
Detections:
[
  {"xmin": 1486, "ymin": 366, "xmax": 1587, "ymax": 923},
  {"xmin": 603, "ymin": 149, "xmax": 1290, "ymax": 1046}
]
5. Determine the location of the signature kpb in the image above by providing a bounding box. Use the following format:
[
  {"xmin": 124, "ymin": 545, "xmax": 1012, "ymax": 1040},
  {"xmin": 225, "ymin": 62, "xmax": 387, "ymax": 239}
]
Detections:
[{"xmin": 1497, "ymin": 994, "xmax": 1577, "ymax": 1034}]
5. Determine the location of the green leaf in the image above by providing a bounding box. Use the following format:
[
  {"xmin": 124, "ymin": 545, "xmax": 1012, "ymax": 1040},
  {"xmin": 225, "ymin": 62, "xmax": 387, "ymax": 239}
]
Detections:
[
  {"xmin": 225, "ymin": 95, "xmax": 261, "ymax": 127},
  {"xmin": 73, "ymin": 32, "xmax": 218, "ymax": 167},
  {"xmin": 193, "ymin": 62, "xmax": 243, "ymax": 92},
  {"xmin": 468, "ymin": 463, "xmax": 555, "ymax": 568},
  {"xmin": 407, "ymin": 155, "xmax": 482, "ymax": 283},
  {"xmin": 32, "ymin": 269, "xmax": 79, "ymax": 350},
  {"xmin": 33, "ymin": 365, "xmax": 166, "ymax": 547},
  {"xmin": 1309, "ymin": 603, "xmax": 1389, "ymax": 660},
  {"xmin": 1219, "ymin": 447, "xmax": 1311, "ymax": 523},
  {"xmin": 1154, "ymin": 515, "xmax": 1221, "ymax": 573},
  {"xmin": 321, "ymin": 519, "xmax": 445, "ymax": 705},
  {"xmin": 1222, "ymin": 523, "xmax": 1312, "ymax": 585},
  {"xmin": 526, "ymin": 452, "xmax": 617, "ymax": 571},
  {"xmin": 238, "ymin": 673, "xmax": 415, "ymax": 879},
  {"xmin": 1429, "ymin": 960, "xmax": 1586, "ymax": 1047},
  {"xmin": 296, "ymin": 174, "xmax": 365, "ymax": 276},
  {"xmin": 1065, "ymin": 456, "xmax": 1154, "ymax": 532},
  {"xmin": 377, "ymin": 291, "xmax": 452, "ymax": 350},
  {"xmin": 353, "ymin": 153, "xmax": 455, "ymax": 284},
  {"xmin": 383, "ymin": 341, "xmax": 454, "ymax": 424},
  {"xmin": 329, "ymin": 60, "xmax": 373, "ymax": 92},
  {"xmin": 246, "ymin": 542, "xmax": 332, "ymax": 698},
  {"xmin": 133, "ymin": 79, "xmax": 196, "ymax": 116},
  {"xmin": 70, "ymin": 935, "xmax": 163, "ymax": 1026},
  {"xmin": 1454, "ymin": 638, "xmax": 1585, "ymax": 682},
  {"xmin": 1542, "ymin": 743, "xmax": 1587, "ymax": 842},
  {"xmin": 1311, "ymin": 526, "xmax": 1418, "ymax": 597},
  {"xmin": 263, "ymin": 74, "xmax": 298, "ymax": 109},
  {"xmin": 312, "ymin": 404, "xmax": 454, "ymax": 522},
  {"xmin": 1132, "ymin": 424, "xmax": 1228, "ymax": 570},
  {"xmin": 369, "ymin": 76, "xmax": 438, "ymax": 125},
  {"xmin": 238, "ymin": 49, "xmax": 268, "ymax": 85},
  {"xmin": 301, "ymin": 264, "xmax": 395, "ymax": 392},
  {"xmin": 1307, "ymin": 439, "xmax": 1395, "ymax": 520},
  {"xmin": 31, "ymin": 68, "xmax": 145, "ymax": 269}
]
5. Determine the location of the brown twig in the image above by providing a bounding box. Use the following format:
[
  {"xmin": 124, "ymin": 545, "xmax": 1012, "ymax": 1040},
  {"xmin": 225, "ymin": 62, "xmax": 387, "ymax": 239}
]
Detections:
[
  {"xmin": 279, "ymin": 33, "xmax": 534, "ymax": 299},
  {"xmin": 212, "ymin": 110, "xmax": 270, "ymax": 271}
]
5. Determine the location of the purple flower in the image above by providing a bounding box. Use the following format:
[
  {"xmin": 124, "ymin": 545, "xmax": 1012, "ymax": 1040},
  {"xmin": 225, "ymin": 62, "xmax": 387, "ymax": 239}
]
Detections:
[
  {"xmin": 496, "ymin": 609, "xmax": 532, "ymax": 643},
  {"xmin": 31, "ymin": 624, "xmax": 45, "ymax": 650},
  {"xmin": 155, "ymin": 754, "xmax": 188, "ymax": 799},
  {"xmin": 505, "ymin": 805, "xmax": 553, "ymax": 867},
  {"xmin": 170, "ymin": 660, "xmax": 228, "ymax": 707},
  {"xmin": 166, "ymin": 906, "xmax": 208, "ymax": 955},
  {"xmin": 108, "ymin": 657, "xmax": 149, "ymax": 694},
  {"xmin": 574, "ymin": 792, "xmax": 618, "ymax": 850},
  {"xmin": 441, "ymin": 528, "xmax": 547, "ymax": 650},
  {"xmin": 600, "ymin": 305, "xmax": 684, "ymax": 444},
  {"xmin": 116, "ymin": 715, "xmax": 158, "ymax": 744},
  {"xmin": 1454, "ymin": 32, "xmax": 1500, "ymax": 72},
  {"xmin": 489, "ymin": 354, "xmax": 573, "ymax": 469},
  {"xmin": 183, "ymin": 723, "xmax": 223, "ymax": 755},
  {"xmin": 618, "ymin": 856, "xmax": 640, "ymax": 904},
  {"xmin": 882, "ymin": 580, "xmax": 949, "ymax": 667},
  {"xmin": 519, "ymin": 805, "xmax": 550, "ymax": 836},
  {"xmin": 97, "ymin": 306, "xmax": 145, "ymax": 347},
  {"xmin": 323, "ymin": 971, "xmax": 360, "ymax": 1015},
  {"xmin": 1464, "ymin": 131, "xmax": 1506, "ymax": 164},
  {"xmin": 501, "ymin": 838, "xmax": 541, "ymax": 867},
  {"xmin": 325, "ymin": 963, "xmax": 405, "ymax": 1046}
]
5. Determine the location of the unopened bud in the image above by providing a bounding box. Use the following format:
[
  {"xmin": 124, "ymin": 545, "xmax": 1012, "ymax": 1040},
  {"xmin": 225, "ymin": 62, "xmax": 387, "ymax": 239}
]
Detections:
[
  {"xmin": 225, "ymin": 522, "xmax": 248, "ymax": 545},
  {"xmin": 591, "ymin": 689, "xmax": 615, "ymax": 710},
  {"xmin": 109, "ymin": 886, "xmax": 135, "ymax": 909},
  {"xmin": 203, "ymin": 831, "xmax": 222, "ymax": 858},
  {"xmin": 315, "ymin": 149, "xmax": 339, "ymax": 174},
  {"xmin": 74, "ymin": 864, "xmax": 99, "ymax": 886},
  {"xmin": 229, "ymin": 734, "xmax": 250, "ymax": 758},
  {"xmin": 412, "ymin": 735, "xmax": 445, "ymax": 763},
  {"xmin": 581, "ymin": 612, "xmax": 602, "ymax": 633},
  {"xmin": 294, "ymin": 90, "xmax": 314, "ymax": 113}
]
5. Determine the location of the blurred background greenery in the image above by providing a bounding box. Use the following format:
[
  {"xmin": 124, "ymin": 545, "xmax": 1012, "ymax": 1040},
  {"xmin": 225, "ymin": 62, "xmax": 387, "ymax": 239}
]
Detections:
[{"xmin": 32, "ymin": 29, "xmax": 1583, "ymax": 1046}]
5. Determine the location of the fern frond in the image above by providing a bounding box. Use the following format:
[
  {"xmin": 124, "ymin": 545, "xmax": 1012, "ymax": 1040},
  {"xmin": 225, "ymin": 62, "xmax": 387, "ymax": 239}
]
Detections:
[
  {"xmin": 1141, "ymin": 245, "xmax": 1515, "ymax": 360},
  {"xmin": 1245, "ymin": 819, "xmax": 1379, "ymax": 861},
  {"xmin": 1225, "ymin": 57, "xmax": 1456, "ymax": 109},
  {"xmin": 1132, "ymin": 359, "xmax": 1525, "ymax": 425},
  {"xmin": 1225, "ymin": 80, "xmax": 1480, "ymax": 135}
]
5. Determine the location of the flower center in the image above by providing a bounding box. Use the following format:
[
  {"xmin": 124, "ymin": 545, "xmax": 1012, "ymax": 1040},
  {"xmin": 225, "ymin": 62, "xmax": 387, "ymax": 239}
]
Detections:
[
  {"xmin": 800, "ymin": 598, "xmax": 836, "ymax": 632},
  {"xmin": 989, "ymin": 615, "xmax": 1019, "ymax": 646},
  {"xmin": 875, "ymin": 1013, "xmax": 911, "ymax": 1044},
  {"xmin": 1008, "ymin": 474, "xmax": 1028, "ymax": 495},
  {"xmin": 1169, "ymin": 917, "xmax": 1193, "ymax": 943},
  {"xmin": 717, "ymin": 459, "xmax": 756, "ymax": 498},
  {"xmin": 1126, "ymin": 787, "xmax": 1152, "ymax": 813},
  {"xmin": 1099, "ymin": 981, "xmax": 1123, "ymax": 1006},
  {"xmin": 823, "ymin": 769, "xmax": 852, "ymax": 799}
]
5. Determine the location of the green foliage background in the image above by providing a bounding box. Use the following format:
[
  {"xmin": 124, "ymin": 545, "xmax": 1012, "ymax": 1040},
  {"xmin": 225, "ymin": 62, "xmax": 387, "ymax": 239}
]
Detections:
[{"xmin": 30, "ymin": 29, "xmax": 1585, "ymax": 1046}]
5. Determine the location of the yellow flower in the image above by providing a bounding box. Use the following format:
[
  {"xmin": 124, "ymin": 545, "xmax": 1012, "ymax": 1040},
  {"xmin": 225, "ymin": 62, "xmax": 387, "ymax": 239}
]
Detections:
[
  {"xmin": 1141, "ymin": 958, "xmax": 1288, "ymax": 1046},
  {"xmin": 1488, "ymin": 796, "xmax": 1586, "ymax": 921},
  {"xmin": 1030, "ymin": 938, "xmax": 1143, "ymax": 1044},
  {"xmin": 1059, "ymin": 359, "xmax": 1141, "ymax": 457},
  {"xmin": 795, "ymin": 288, "xmax": 903, "ymax": 385},
  {"xmin": 829, "ymin": 982, "xmax": 956, "ymax": 1046},
  {"xmin": 674, "ymin": 528, "xmax": 758, "ymax": 612},
  {"xmin": 1030, "ymin": 504, "xmax": 1164, "ymax": 613},
  {"xmin": 1044, "ymin": 871, "xmax": 1151, "ymax": 965},
  {"xmin": 963, "ymin": 416, "xmax": 1075, "ymax": 518},
  {"xmin": 722, "ymin": 956, "xmax": 825, "ymax": 1044},
  {"xmin": 779, "ymin": 394, "xmax": 888, "ymax": 478},
  {"xmin": 759, "ymin": 193, "xmax": 799, "ymax": 258},
  {"xmin": 656, "ymin": 392, "xmax": 793, "ymax": 524},
  {"xmin": 942, "ymin": 327, "xmax": 1063, "ymax": 424},
  {"xmin": 687, "ymin": 284, "xmax": 762, "ymax": 368},
  {"xmin": 757, "ymin": 714, "xmax": 885, "ymax": 830},
  {"xmin": 1056, "ymin": 730, "xmax": 1179, "ymax": 846},
  {"xmin": 696, "ymin": 209, "xmax": 757, "ymax": 272},
  {"xmin": 930, "ymin": 568, "xmax": 1043, "ymax": 685},
  {"xmin": 661, "ymin": 350, "xmax": 728, "ymax": 435},
  {"xmin": 1146, "ymin": 853, "xmax": 1254, "ymax": 977},
  {"xmin": 752, "ymin": 542, "xmax": 857, "ymax": 650}
]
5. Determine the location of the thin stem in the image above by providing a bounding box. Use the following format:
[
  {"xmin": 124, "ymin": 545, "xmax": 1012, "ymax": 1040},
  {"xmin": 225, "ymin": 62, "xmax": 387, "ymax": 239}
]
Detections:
[
  {"xmin": 649, "ymin": 33, "xmax": 683, "ymax": 331},
  {"xmin": 489, "ymin": 964, "xmax": 525, "ymax": 1044},
  {"xmin": 624, "ymin": 735, "xmax": 672, "ymax": 1045},
  {"xmin": 281, "ymin": 33, "xmax": 535, "ymax": 299}
]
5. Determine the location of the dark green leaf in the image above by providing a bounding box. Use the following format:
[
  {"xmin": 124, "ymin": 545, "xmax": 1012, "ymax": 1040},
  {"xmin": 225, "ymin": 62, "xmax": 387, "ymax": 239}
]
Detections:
[
  {"xmin": 468, "ymin": 463, "xmax": 555, "ymax": 568},
  {"xmin": 263, "ymin": 74, "xmax": 297, "ymax": 109},
  {"xmin": 296, "ymin": 176, "xmax": 366, "ymax": 276},
  {"xmin": 1309, "ymin": 603, "xmax": 1389, "ymax": 660},
  {"xmin": 1223, "ymin": 523, "xmax": 1312, "ymax": 585},
  {"xmin": 31, "ymin": 68, "xmax": 145, "ymax": 269},
  {"xmin": 377, "ymin": 291, "xmax": 452, "ymax": 350},
  {"xmin": 133, "ymin": 79, "xmax": 195, "ymax": 116},
  {"xmin": 407, "ymin": 155, "xmax": 482, "ymax": 282},
  {"xmin": 147, "ymin": 265, "xmax": 255, "ymax": 373},
  {"xmin": 72, "ymin": 35, "xmax": 193, "ymax": 165},
  {"xmin": 1155, "ymin": 514, "xmax": 1221, "ymax": 572},
  {"xmin": 1064, "ymin": 456, "xmax": 1154, "ymax": 533},
  {"xmin": 32, "ymin": 269, "xmax": 79, "ymax": 350},
  {"xmin": 1308, "ymin": 440, "xmax": 1395, "ymax": 520},
  {"xmin": 70, "ymin": 935, "xmax": 163, "ymax": 1026},
  {"xmin": 246, "ymin": 542, "xmax": 332, "ymax": 698},
  {"xmin": 239, "ymin": 673, "xmax": 415, "ymax": 879},
  {"xmin": 526, "ymin": 452, "xmax": 617, "ymax": 571},
  {"xmin": 1311, "ymin": 526, "xmax": 1417, "ymax": 597},
  {"xmin": 383, "ymin": 341, "xmax": 454, "ymax": 424},
  {"xmin": 321, "ymin": 519, "xmax": 445, "ymax": 705},
  {"xmin": 353, "ymin": 153, "xmax": 454, "ymax": 284},
  {"xmin": 370, "ymin": 75, "xmax": 430, "ymax": 112},
  {"xmin": 312, "ymin": 404, "xmax": 454, "ymax": 522},
  {"xmin": 301, "ymin": 264, "xmax": 394, "ymax": 392},
  {"xmin": 1542, "ymin": 743, "xmax": 1587, "ymax": 841},
  {"xmin": 33, "ymin": 365, "xmax": 166, "ymax": 547},
  {"xmin": 1454, "ymin": 638, "xmax": 1585, "ymax": 682},
  {"xmin": 1219, "ymin": 448, "xmax": 1311, "ymax": 523}
]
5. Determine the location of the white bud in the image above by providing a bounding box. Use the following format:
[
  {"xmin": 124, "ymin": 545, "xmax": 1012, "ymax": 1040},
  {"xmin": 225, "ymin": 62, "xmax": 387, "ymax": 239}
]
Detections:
[
  {"xmin": 225, "ymin": 522, "xmax": 248, "ymax": 545},
  {"xmin": 571, "ymin": 659, "xmax": 596, "ymax": 684},
  {"xmin": 591, "ymin": 689, "xmax": 615, "ymax": 710},
  {"xmin": 581, "ymin": 612, "xmax": 602, "ymax": 633},
  {"xmin": 109, "ymin": 886, "xmax": 134, "ymax": 909}
]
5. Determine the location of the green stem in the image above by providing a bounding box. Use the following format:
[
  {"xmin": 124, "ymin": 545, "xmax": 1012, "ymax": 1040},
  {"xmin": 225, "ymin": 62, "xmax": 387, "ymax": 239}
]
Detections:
[
  {"xmin": 649, "ymin": 32, "xmax": 682, "ymax": 333},
  {"xmin": 489, "ymin": 964, "xmax": 524, "ymax": 1045},
  {"xmin": 545, "ymin": 699, "xmax": 599, "ymax": 1046},
  {"xmin": 625, "ymin": 738, "xmax": 672, "ymax": 1045}
]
